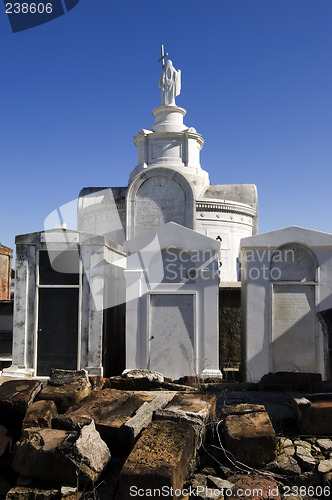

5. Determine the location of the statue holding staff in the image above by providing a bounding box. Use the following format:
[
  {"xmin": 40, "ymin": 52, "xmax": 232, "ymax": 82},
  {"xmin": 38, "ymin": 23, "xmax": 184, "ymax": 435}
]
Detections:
[{"xmin": 158, "ymin": 50, "xmax": 181, "ymax": 106}]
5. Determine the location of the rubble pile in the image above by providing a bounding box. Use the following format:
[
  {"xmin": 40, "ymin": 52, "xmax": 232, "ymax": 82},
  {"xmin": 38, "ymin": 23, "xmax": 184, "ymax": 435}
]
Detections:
[{"xmin": 0, "ymin": 369, "xmax": 331, "ymax": 499}]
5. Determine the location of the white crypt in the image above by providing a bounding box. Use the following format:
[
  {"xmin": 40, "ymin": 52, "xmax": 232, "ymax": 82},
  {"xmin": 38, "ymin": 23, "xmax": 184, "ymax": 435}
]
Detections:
[
  {"xmin": 7, "ymin": 51, "xmax": 259, "ymax": 379},
  {"xmin": 6, "ymin": 50, "xmax": 332, "ymax": 382},
  {"xmin": 240, "ymin": 226, "xmax": 332, "ymax": 382}
]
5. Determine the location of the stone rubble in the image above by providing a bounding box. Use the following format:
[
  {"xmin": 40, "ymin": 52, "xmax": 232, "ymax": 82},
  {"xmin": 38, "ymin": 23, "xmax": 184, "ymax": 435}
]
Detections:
[
  {"xmin": 37, "ymin": 369, "xmax": 91, "ymax": 413},
  {"xmin": 221, "ymin": 404, "xmax": 277, "ymax": 467},
  {"xmin": 0, "ymin": 379, "xmax": 42, "ymax": 427},
  {"xmin": 0, "ymin": 370, "xmax": 331, "ymax": 498},
  {"xmin": 53, "ymin": 389, "xmax": 173, "ymax": 456},
  {"xmin": 119, "ymin": 420, "xmax": 195, "ymax": 500},
  {"xmin": 22, "ymin": 399, "xmax": 58, "ymax": 429},
  {"xmin": 11, "ymin": 421, "xmax": 110, "ymax": 486}
]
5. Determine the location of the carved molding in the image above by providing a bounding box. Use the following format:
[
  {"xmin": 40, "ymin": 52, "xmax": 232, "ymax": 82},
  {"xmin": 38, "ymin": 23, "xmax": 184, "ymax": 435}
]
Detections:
[{"xmin": 196, "ymin": 200, "xmax": 256, "ymax": 218}]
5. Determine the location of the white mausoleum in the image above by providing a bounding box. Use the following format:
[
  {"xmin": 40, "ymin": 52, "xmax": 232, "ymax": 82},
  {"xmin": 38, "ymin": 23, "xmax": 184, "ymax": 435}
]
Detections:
[
  {"xmin": 240, "ymin": 226, "xmax": 332, "ymax": 382},
  {"xmin": 7, "ymin": 53, "xmax": 258, "ymax": 379},
  {"xmin": 78, "ymin": 58, "xmax": 258, "ymax": 284}
]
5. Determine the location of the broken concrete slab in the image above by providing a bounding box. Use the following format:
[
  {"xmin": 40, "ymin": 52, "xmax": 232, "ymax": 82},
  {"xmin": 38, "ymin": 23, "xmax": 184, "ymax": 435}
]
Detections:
[
  {"xmin": 294, "ymin": 398, "xmax": 332, "ymax": 435},
  {"xmin": 37, "ymin": 369, "xmax": 91, "ymax": 413},
  {"xmin": 0, "ymin": 380, "xmax": 42, "ymax": 427},
  {"xmin": 220, "ymin": 403, "xmax": 266, "ymax": 416},
  {"xmin": 222, "ymin": 404, "xmax": 277, "ymax": 467},
  {"xmin": 173, "ymin": 376, "xmax": 223, "ymax": 389},
  {"xmin": 54, "ymin": 389, "xmax": 172, "ymax": 456},
  {"xmin": 122, "ymin": 368, "xmax": 164, "ymax": 383},
  {"xmin": 119, "ymin": 420, "xmax": 195, "ymax": 500},
  {"xmin": 123, "ymin": 392, "xmax": 175, "ymax": 446},
  {"xmin": 109, "ymin": 377, "xmax": 195, "ymax": 392},
  {"xmin": 216, "ymin": 390, "xmax": 298, "ymax": 435},
  {"xmin": 162, "ymin": 393, "xmax": 217, "ymax": 421},
  {"xmin": 12, "ymin": 420, "xmax": 110, "ymax": 486},
  {"xmin": 22, "ymin": 400, "xmax": 58, "ymax": 429},
  {"xmin": 109, "ymin": 369, "xmax": 164, "ymax": 391},
  {"xmin": 154, "ymin": 392, "xmax": 216, "ymax": 449}
]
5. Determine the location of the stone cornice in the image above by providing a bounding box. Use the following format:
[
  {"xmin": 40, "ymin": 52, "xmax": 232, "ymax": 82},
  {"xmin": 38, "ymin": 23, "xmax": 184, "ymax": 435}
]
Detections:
[
  {"xmin": 134, "ymin": 130, "xmax": 204, "ymax": 148},
  {"xmin": 196, "ymin": 200, "xmax": 257, "ymax": 218},
  {"xmin": 78, "ymin": 202, "xmax": 125, "ymax": 220}
]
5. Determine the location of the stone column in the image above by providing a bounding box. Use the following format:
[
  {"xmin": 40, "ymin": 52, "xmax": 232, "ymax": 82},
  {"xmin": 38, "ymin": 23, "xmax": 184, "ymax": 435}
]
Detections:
[
  {"xmin": 11, "ymin": 244, "xmax": 35, "ymax": 377},
  {"xmin": 85, "ymin": 245, "xmax": 105, "ymax": 375}
]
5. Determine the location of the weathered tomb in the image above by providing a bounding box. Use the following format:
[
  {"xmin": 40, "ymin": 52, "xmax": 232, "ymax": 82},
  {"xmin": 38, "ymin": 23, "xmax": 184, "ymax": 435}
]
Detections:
[
  {"xmin": 8, "ymin": 53, "xmax": 259, "ymax": 379},
  {"xmin": 240, "ymin": 226, "xmax": 332, "ymax": 382},
  {"xmin": 124, "ymin": 222, "xmax": 222, "ymax": 379},
  {"xmin": 6, "ymin": 229, "xmax": 125, "ymax": 378}
]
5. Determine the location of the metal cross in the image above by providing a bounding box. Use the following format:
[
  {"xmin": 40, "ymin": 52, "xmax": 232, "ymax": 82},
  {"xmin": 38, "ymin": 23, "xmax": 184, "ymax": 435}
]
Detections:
[{"xmin": 158, "ymin": 44, "xmax": 168, "ymax": 69}]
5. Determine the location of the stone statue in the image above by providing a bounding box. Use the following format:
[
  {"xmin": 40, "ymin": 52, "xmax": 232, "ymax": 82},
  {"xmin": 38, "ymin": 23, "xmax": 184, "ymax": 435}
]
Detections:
[{"xmin": 159, "ymin": 60, "xmax": 181, "ymax": 106}]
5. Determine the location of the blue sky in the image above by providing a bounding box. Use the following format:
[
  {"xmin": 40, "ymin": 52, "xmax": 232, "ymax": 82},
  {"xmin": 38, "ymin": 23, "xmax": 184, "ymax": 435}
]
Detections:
[{"xmin": 1, "ymin": 0, "xmax": 331, "ymax": 260}]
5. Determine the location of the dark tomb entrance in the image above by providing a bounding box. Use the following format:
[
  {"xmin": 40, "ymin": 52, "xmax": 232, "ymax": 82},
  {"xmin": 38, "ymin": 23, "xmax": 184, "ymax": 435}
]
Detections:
[{"xmin": 36, "ymin": 250, "xmax": 80, "ymax": 376}]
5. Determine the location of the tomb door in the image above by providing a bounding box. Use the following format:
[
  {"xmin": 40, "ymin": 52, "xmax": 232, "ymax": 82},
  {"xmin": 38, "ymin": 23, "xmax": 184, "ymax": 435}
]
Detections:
[
  {"xmin": 270, "ymin": 244, "xmax": 317, "ymax": 373},
  {"xmin": 147, "ymin": 293, "xmax": 196, "ymax": 379},
  {"xmin": 36, "ymin": 250, "xmax": 80, "ymax": 376}
]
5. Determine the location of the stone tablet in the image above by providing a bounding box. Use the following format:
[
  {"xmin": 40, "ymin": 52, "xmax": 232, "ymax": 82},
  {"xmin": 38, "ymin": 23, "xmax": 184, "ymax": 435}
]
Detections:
[
  {"xmin": 134, "ymin": 177, "xmax": 185, "ymax": 237},
  {"xmin": 272, "ymin": 285, "xmax": 316, "ymax": 372}
]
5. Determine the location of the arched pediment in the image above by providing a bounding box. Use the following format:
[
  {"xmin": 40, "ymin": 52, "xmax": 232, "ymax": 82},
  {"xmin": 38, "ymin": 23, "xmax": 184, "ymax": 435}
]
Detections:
[
  {"xmin": 270, "ymin": 243, "xmax": 317, "ymax": 282},
  {"xmin": 126, "ymin": 168, "xmax": 195, "ymax": 239}
]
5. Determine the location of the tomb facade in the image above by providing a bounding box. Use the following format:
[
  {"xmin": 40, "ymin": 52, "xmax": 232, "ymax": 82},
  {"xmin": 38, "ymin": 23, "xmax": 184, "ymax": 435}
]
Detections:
[
  {"xmin": 124, "ymin": 222, "xmax": 221, "ymax": 379},
  {"xmin": 8, "ymin": 229, "xmax": 125, "ymax": 377},
  {"xmin": 240, "ymin": 226, "xmax": 332, "ymax": 382}
]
